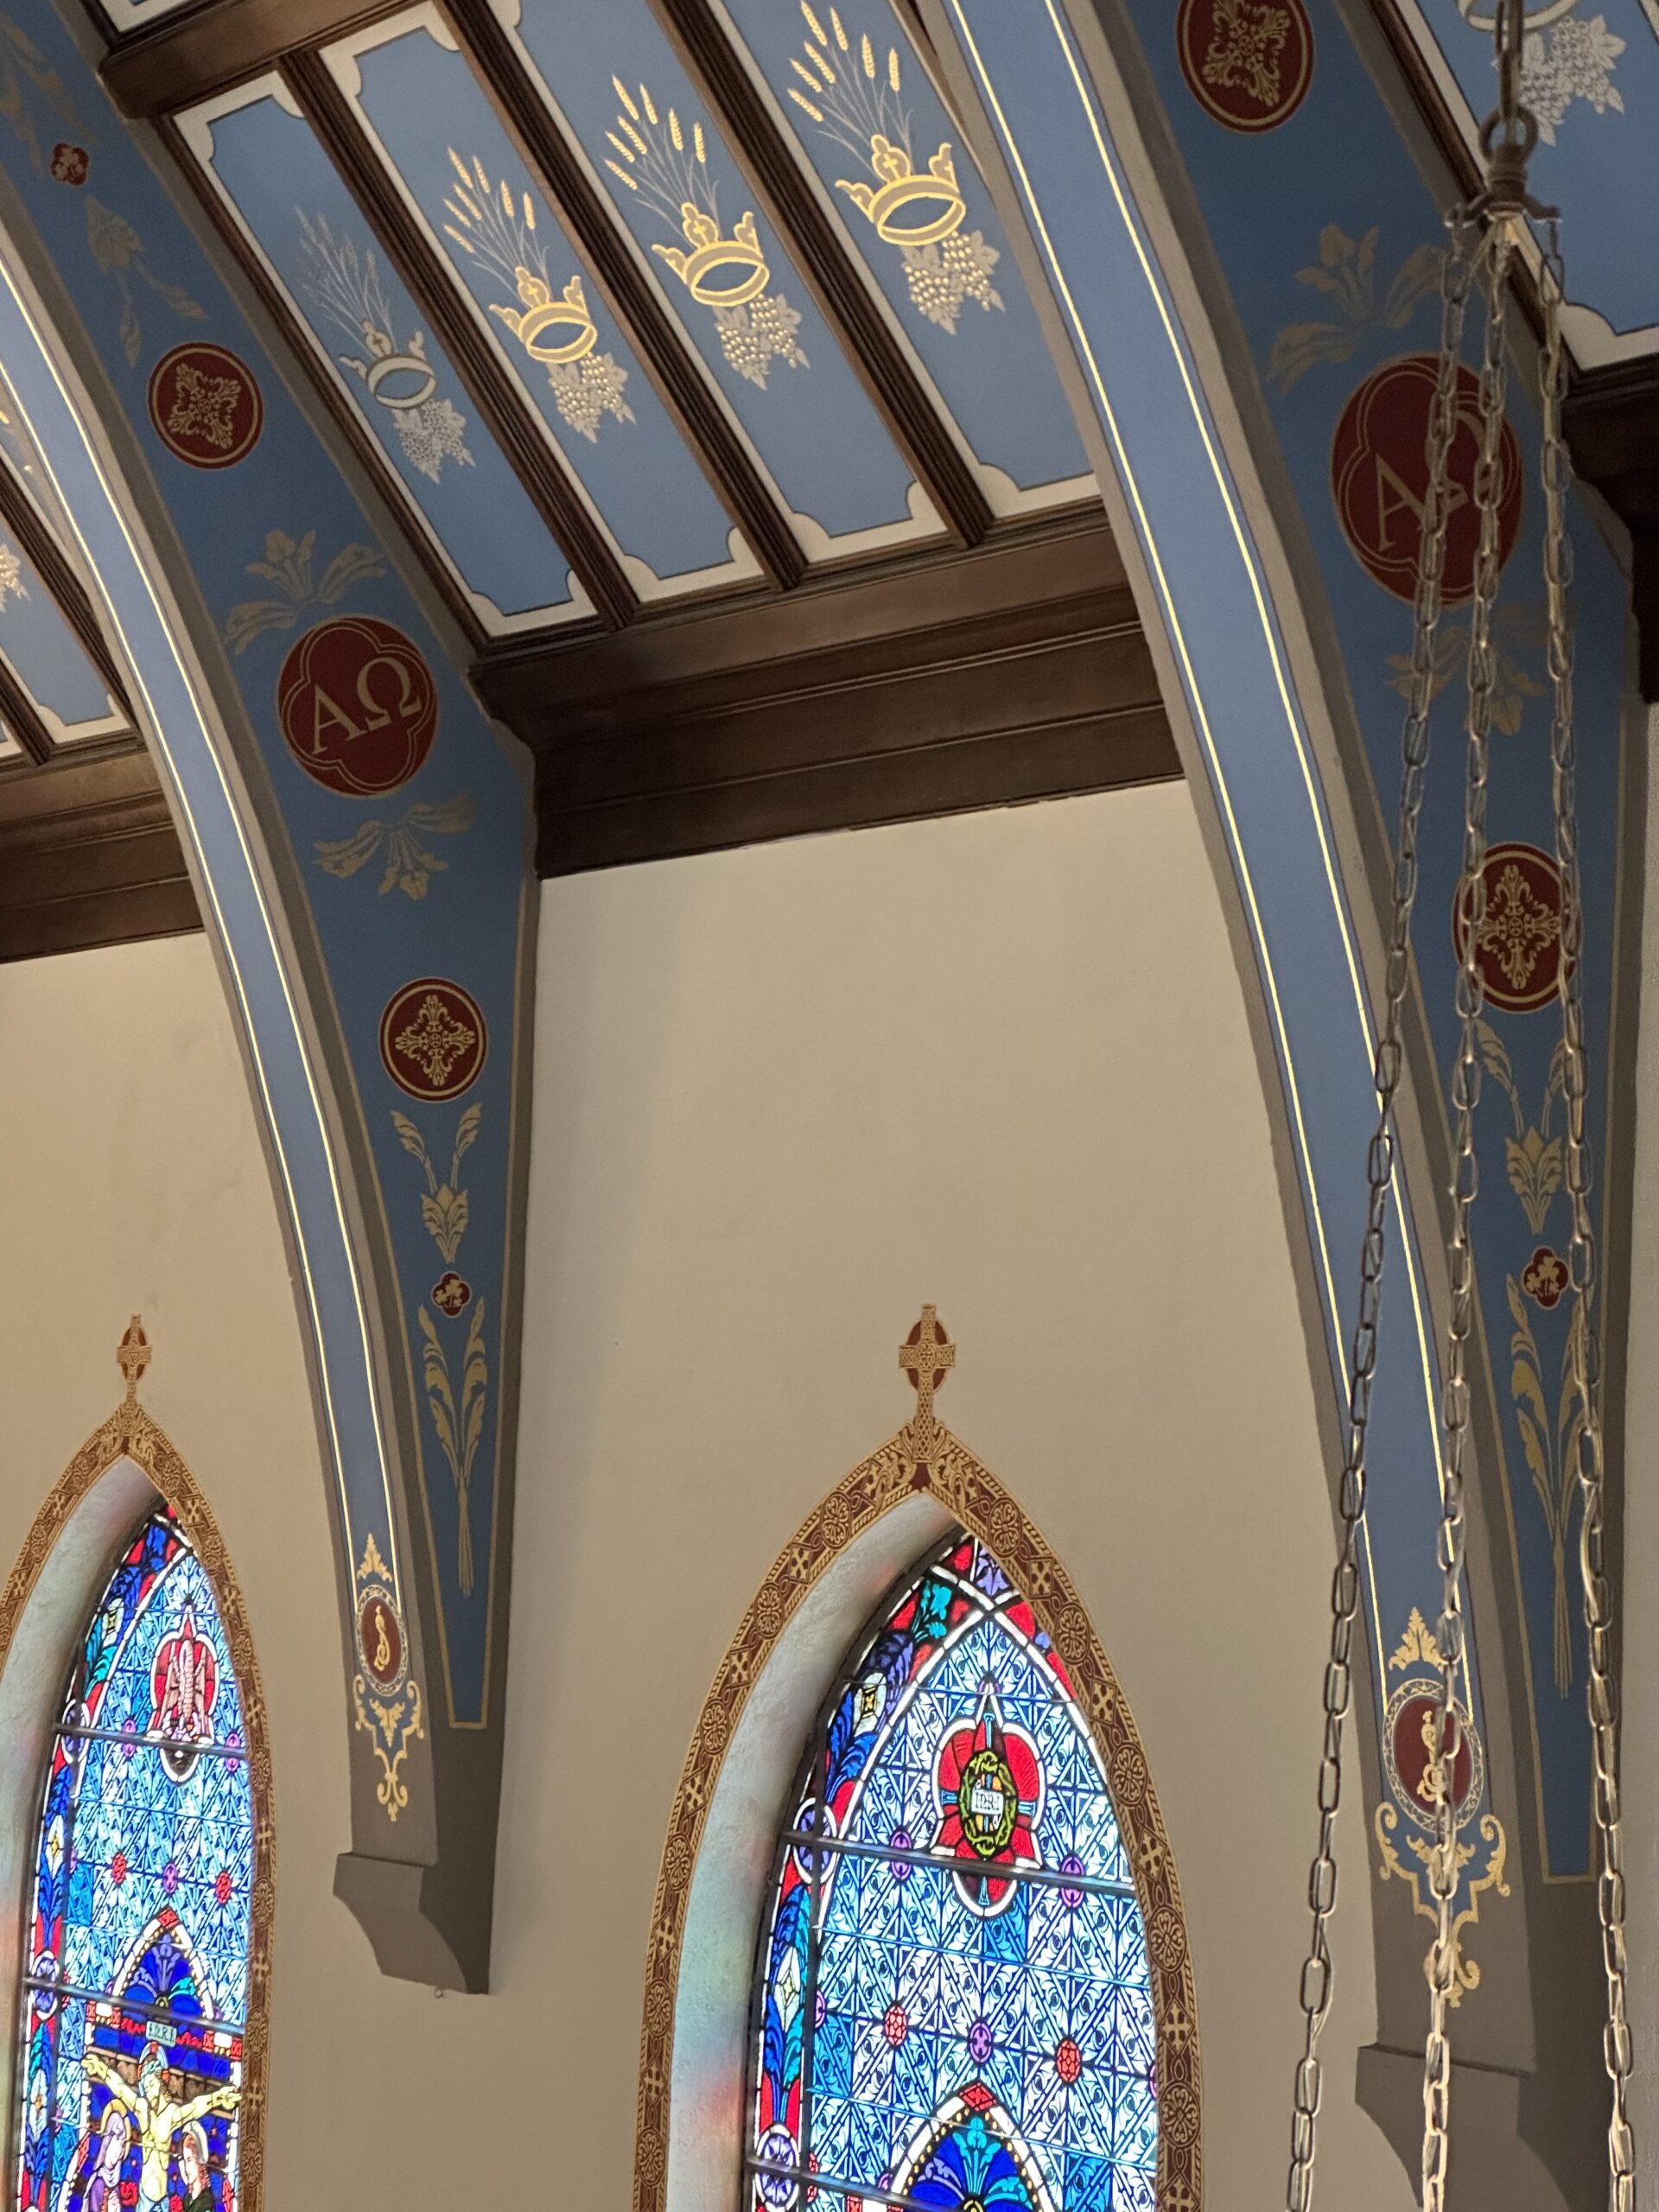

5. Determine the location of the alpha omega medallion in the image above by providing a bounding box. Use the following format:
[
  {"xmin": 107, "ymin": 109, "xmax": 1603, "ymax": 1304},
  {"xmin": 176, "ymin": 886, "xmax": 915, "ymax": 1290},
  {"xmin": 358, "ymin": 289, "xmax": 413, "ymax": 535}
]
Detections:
[{"xmin": 276, "ymin": 613, "xmax": 438, "ymax": 796}]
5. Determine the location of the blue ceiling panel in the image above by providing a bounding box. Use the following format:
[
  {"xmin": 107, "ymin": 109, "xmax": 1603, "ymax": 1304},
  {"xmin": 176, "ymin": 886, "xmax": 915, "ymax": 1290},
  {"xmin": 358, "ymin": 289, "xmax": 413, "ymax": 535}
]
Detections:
[
  {"xmin": 715, "ymin": 0, "xmax": 1091, "ymax": 508},
  {"xmin": 498, "ymin": 0, "xmax": 935, "ymax": 553},
  {"xmin": 0, "ymin": 532, "xmax": 121, "ymax": 740},
  {"xmin": 1393, "ymin": 0, "xmax": 1656, "ymax": 355},
  {"xmin": 334, "ymin": 18, "xmax": 753, "ymax": 597},
  {"xmin": 181, "ymin": 82, "xmax": 586, "ymax": 634}
]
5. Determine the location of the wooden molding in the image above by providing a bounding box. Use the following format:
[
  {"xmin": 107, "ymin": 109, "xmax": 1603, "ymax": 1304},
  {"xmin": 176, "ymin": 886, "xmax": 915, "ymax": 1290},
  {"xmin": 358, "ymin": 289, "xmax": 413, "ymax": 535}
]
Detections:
[
  {"xmin": 284, "ymin": 48, "xmax": 638, "ymax": 628},
  {"xmin": 0, "ymin": 746, "xmax": 199, "ymax": 962},
  {"xmin": 647, "ymin": 0, "xmax": 992, "ymax": 546},
  {"xmin": 1563, "ymin": 356, "xmax": 1659, "ymax": 699},
  {"xmin": 103, "ymin": 0, "xmax": 409, "ymax": 117},
  {"xmin": 473, "ymin": 511, "xmax": 1179, "ymax": 872}
]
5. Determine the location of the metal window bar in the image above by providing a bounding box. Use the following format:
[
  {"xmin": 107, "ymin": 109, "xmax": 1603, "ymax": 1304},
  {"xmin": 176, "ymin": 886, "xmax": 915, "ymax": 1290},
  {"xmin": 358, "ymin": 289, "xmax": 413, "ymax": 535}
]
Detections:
[
  {"xmin": 52, "ymin": 1722, "xmax": 247, "ymax": 1763},
  {"xmin": 746, "ymin": 2154, "xmax": 1014, "ymax": 2212},
  {"xmin": 22, "ymin": 1976, "xmax": 245, "ymax": 2041},
  {"xmin": 782, "ymin": 1829, "xmax": 1138, "ymax": 1901}
]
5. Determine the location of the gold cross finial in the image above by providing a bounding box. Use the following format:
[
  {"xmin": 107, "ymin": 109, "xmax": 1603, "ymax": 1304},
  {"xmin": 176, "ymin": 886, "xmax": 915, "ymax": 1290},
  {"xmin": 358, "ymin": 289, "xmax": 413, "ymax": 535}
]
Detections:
[
  {"xmin": 117, "ymin": 1316, "xmax": 151, "ymax": 1402},
  {"xmin": 899, "ymin": 1306, "xmax": 954, "ymax": 1451}
]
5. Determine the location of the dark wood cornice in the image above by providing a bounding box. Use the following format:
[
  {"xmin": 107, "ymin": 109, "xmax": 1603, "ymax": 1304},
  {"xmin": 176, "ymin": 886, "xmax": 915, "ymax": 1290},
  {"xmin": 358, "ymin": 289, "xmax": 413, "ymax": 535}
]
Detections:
[
  {"xmin": 1564, "ymin": 356, "xmax": 1659, "ymax": 699},
  {"xmin": 284, "ymin": 47, "xmax": 638, "ymax": 628},
  {"xmin": 443, "ymin": 0, "xmax": 805, "ymax": 588},
  {"xmin": 0, "ymin": 654, "xmax": 55, "ymax": 764},
  {"xmin": 0, "ymin": 745, "xmax": 199, "ymax": 961},
  {"xmin": 473, "ymin": 509, "xmax": 1178, "ymax": 872},
  {"xmin": 647, "ymin": 0, "xmax": 992, "ymax": 547}
]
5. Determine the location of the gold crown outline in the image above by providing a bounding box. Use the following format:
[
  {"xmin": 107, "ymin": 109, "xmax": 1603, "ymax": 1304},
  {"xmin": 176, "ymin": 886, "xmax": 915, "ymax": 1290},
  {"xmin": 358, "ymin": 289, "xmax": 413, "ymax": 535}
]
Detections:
[
  {"xmin": 653, "ymin": 204, "xmax": 771, "ymax": 308},
  {"xmin": 840, "ymin": 136, "xmax": 966, "ymax": 248},
  {"xmin": 491, "ymin": 268, "xmax": 600, "ymax": 367}
]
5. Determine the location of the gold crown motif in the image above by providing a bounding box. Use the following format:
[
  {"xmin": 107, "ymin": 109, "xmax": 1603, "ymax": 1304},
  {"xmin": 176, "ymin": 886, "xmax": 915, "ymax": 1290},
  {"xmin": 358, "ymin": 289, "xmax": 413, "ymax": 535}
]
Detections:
[
  {"xmin": 840, "ymin": 137, "xmax": 966, "ymax": 248},
  {"xmin": 654, "ymin": 205, "xmax": 770, "ymax": 308},
  {"xmin": 492, "ymin": 269, "xmax": 599, "ymax": 366}
]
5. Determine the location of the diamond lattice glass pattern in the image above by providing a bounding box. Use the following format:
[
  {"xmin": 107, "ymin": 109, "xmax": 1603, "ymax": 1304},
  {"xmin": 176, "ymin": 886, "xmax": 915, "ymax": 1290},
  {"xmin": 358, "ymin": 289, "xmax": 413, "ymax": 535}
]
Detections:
[
  {"xmin": 16, "ymin": 1510, "xmax": 253, "ymax": 2212},
  {"xmin": 748, "ymin": 1533, "xmax": 1156, "ymax": 2212}
]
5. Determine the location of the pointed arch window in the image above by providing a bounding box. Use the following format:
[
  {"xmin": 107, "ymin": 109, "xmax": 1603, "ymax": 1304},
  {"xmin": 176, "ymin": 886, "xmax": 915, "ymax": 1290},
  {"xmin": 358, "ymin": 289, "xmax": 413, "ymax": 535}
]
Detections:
[
  {"xmin": 748, "ymin": 1530, "xmax": 1157, "ymax": 2212},
  {"xmin": 16, "ymin": 1507, "xmax": 254, "ymax": 2212}
]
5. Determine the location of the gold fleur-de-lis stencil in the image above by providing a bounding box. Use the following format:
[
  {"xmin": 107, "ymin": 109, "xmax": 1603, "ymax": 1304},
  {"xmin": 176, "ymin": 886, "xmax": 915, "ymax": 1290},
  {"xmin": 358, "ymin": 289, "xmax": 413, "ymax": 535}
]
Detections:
[
  {"xmin": 786, "ymin": 3, "xmax": 1001, "ymax": 334},
  {"xmin": 603, "ymin": 79, "xmax": 808, "ymax": 388}
]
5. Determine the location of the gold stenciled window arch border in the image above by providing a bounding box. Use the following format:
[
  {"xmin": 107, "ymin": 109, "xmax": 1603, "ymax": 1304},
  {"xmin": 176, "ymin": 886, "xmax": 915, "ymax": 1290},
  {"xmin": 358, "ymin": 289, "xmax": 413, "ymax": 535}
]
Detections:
[
  {"xmin": 0, "ymin": 1319, "xmax": 275, "ymax": 2212},
  {"xmin": 633, "ymin": 1309, "xmax": 1201, "ymax": 2212}
]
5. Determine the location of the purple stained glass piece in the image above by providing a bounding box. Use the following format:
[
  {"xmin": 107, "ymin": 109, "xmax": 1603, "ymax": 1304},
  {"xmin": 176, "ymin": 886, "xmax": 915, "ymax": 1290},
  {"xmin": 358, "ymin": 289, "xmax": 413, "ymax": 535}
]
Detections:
[
  {"xmin": 889, "ymin": 1826, "xmax": 914, "ymax": 1881},
  {"xmin": 1058, "ymin": 1853, "xmax": 1085, "ymax": 1910},
  {"xmin": 968, "ymin": 2017, "xmax": 995, "ymax": 2066}
]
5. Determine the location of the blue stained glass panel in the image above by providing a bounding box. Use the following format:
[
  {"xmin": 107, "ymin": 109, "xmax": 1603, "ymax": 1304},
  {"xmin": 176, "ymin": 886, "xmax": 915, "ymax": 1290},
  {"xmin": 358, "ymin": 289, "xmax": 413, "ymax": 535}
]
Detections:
[
  {"xmin": 749, "ymin": 1533, "xmax": 1156, "ymax": 2212},
  {"xmin": 16, "ymin": 1510, "xmax": 254, "ymax": 2212}
]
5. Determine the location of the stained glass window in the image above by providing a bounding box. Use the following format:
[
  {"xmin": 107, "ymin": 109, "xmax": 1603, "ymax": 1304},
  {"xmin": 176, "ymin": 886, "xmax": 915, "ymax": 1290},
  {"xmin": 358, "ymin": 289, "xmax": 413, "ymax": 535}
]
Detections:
[
  {"xmin": 16, "ymin": 1507, "xmax": 255, "ymax": 2212},
  {"xmin": 748, "ymin": 1532, "xmax": 1156, "ymax": 2212}
]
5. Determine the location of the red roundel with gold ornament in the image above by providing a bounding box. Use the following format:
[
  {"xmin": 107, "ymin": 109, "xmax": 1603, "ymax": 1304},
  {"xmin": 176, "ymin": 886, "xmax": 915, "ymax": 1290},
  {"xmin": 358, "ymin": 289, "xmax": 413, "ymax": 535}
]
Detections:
[
  {"xmin": 276, "ymin": 614, "xmax": 437, "ymax": 797},
  {"xmin": 1332, "ymin": 356, "xmax": 1522, "ymax": 605},
  {"xmin": 1451, "ymin": 842, "xmax": 1569, "ymax": 1013},
  {"xmin": 1384, "ymin": 1682, "xmax": 1483, "ymax": 1833},
  {"xmin": 379, "ymin": 977, "xmax": 487, "ymax": 1101},
  {"xmin": 357, "ymin": 1589, "xmax": 406, "ymax": 1693},
  {"xmin": 147, "ymin": 343, "xmax": 264, "ymax": 470},
  {"xmin": 1177, "ymin": 0, "xmax": 1313, "ymax": 131}
]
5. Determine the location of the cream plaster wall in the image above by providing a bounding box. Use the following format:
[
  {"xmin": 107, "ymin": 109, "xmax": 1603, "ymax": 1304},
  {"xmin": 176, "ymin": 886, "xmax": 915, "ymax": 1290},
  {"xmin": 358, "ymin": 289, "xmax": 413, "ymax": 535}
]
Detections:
[{"xmin": 0, "ymin": 784, "xmax": 1409, "ymax": 2211}]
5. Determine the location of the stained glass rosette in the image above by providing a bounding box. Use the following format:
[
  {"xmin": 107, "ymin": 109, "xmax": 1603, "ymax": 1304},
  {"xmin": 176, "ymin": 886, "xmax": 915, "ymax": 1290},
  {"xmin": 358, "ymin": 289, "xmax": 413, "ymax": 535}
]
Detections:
[
  {"xmin": 749, "ymin": 1535, "xmax": 1156, "ymax": 2212},
  {"xmin": 16, "ymin": 1511, "xmax": 252, "ymax": 2212}
]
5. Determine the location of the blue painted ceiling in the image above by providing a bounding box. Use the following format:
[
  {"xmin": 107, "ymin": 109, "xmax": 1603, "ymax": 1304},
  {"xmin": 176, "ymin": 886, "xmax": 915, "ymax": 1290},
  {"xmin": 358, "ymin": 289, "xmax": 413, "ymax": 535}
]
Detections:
[{"xmin": 168, "ymin": 0, "xmax": 1096, "ymax": 646}]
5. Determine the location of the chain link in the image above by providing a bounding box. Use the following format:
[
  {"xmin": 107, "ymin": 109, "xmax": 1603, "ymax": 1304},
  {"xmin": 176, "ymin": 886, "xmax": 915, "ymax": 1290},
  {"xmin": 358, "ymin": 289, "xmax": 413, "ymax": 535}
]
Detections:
[
  {"xmin": 1539, "ymin": 230, "xmax": 1637, "ymax": 2212},
  {"xmin": 1420, "ymin": 221, "xmax": 1512, "ymax": 2212},
  {"xmin": 1284, "ymin": 219, "xmax": 1473, "ymax": 2212}
]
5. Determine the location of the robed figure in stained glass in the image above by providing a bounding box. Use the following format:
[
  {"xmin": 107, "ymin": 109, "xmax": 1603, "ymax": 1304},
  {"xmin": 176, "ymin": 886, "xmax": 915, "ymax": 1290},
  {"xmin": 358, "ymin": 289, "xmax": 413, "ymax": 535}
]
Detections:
[{"xmin": 13, "ymin": 1508, "xmax": 253, "ymax": 2212}]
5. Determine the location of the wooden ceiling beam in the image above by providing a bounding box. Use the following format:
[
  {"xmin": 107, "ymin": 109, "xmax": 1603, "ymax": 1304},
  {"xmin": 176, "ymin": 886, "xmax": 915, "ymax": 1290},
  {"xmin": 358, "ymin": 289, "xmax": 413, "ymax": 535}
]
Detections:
[
  {"xmin": 645, "ymin": 0, "xmax": 992, "ymax": 548},
  {"xmin": 443, "ymin": 0, "xmax": 805, "ymax": 588},
  {"xmin": 285, "ymin": 47, "xmax": 638, "ymax": 628},
  {"xmin": 102, "ymin": 0, "xmax": 407, "ymax": 118},
  {"xmin": 0, "ymin": 655, "xmax": 55, "ymax": 765},
  {"xmin": 0, "ymin": 745, "xmax": 199, "ymax": 962}
]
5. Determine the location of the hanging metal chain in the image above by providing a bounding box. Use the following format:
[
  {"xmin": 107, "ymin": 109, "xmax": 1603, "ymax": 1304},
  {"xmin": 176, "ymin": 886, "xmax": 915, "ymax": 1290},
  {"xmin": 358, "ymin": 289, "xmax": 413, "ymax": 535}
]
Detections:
[
  {"xmin": 1538, "ymin": 231, "xmax": 1637, "ymax": 2212},
  {"xmin": 1285, "ymin": 219, "xmax": 1473, "ymax": 2212},
  {"xmin": 1420, "ymin": 221, "xmax": 1512, "ymax": 2212}
]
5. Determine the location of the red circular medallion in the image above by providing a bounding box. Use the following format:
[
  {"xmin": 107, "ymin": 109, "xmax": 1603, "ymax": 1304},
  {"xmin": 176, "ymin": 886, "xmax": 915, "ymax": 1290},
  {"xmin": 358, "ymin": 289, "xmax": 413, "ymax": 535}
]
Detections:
[
  {"xmin": 1389, "ymin": 1690, "xmax": 1478, "ymax": 1825},
  {"xmin": 147, "ymin": 343, "xmax": 263, "ymax": 469},
  {"xmin": 1332, "ymin": 356, "xmax": 1522, "ymax": 605},
  {"xmin": 379, "ymin": 977, "xmax": 488, "ymax": 1101},
  {"xmin": 1522, "ymin": 1247, "xmax": 1567, "ymax": 1309},
  {"xmin": 276, "ymin": 615, "xmax": 437, "ymax": 797},
  {"xmin": 1177, "ymin": 0, "xmax": 1313, "ymax": 131},
  {"xmin": 50, "ymin": 143, "xmax": 88, "ymax": 187},
  {"xmin": 1451, "ymin": 842, "xmax": 1569, "ymax": 1013},
  {"xmin": 358, "ymin": 1591, "xmax": 404, "ymax": 1691}
]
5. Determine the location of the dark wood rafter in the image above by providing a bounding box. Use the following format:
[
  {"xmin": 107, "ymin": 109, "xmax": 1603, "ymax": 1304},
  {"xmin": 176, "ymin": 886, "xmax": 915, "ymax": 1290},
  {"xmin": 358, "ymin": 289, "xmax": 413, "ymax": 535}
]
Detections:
[
  {"xmin": 1563, "ymin": 356, "xmax": 1659, "ymax": 701},
  {"xmin": 0, "ymin": 456, "xmax": 132, "ymax": 718},
  {"xmin": 162, "ymin": 112, "xmax": 492, "ymax": 652},
  {"xmin": 442, "ymin": 0, "xmax": 806, "ymax": 587},
  {"xmin": 644, "ymin": 0, "xmax": 992, "ymax": 547},
  {"xmin": 283, "ymin": 46, "xmax": 638, "ymax": 628},
  {"xmin": 0, "ymin": 654, "xmax": 56, "ymax": 764},
  {"xmin": 101, "ymin": 0, "xmax": 409, "ymax": 117}
]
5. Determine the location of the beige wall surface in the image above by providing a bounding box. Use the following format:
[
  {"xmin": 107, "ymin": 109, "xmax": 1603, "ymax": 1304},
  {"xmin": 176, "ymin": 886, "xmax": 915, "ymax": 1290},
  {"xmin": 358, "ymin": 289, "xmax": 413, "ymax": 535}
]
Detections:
[{"xmin": 0, "ymin": 785, "xmax": 1408, "ymax": 2211}]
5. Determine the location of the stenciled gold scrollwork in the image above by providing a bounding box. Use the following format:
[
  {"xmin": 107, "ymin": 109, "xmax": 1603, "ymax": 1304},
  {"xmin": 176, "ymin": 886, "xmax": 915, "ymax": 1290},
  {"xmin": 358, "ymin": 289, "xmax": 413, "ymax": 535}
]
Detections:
[
  {"xmin": 352, "ymin": 1672, "xmax": 424, "ymax": 1821},
  {"xmin": 1375, "ymin": 1802, "xmax": 1510, "ymax": 2005}
]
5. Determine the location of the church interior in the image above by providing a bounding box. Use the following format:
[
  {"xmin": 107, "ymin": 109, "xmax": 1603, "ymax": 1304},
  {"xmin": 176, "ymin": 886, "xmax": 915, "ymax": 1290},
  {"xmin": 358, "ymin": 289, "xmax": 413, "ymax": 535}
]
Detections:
[{"xmin": 0, "ymin": 0, "xmax": 1654, "ymax": 2204}]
